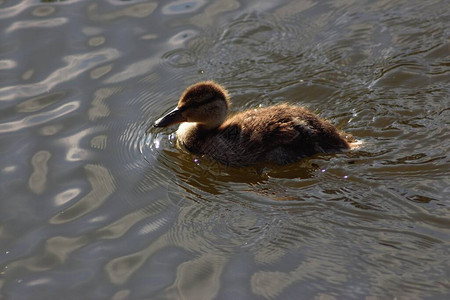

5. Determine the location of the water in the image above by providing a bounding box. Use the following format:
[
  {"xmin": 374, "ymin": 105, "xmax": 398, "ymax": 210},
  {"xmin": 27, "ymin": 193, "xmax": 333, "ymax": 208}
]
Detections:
[{"xmin": 1, "ymin": 0, "xmax": 449, "ymax": 299}]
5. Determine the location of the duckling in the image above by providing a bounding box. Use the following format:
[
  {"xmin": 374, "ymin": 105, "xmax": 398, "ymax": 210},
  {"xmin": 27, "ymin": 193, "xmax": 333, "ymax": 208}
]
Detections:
[{"xmin": 154, "ymin": 81, "xmax": 351, "ymax": 166}]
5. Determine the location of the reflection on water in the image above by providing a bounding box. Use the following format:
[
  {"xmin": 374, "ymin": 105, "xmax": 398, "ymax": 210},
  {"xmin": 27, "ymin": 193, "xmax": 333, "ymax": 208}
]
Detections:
[{"xmin": 1, "ymin": 0, "xmax": 449, "ymax": 299}]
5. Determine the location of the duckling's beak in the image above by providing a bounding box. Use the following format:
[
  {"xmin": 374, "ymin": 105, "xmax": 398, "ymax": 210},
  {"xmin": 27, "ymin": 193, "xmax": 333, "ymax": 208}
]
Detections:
[{"xmin": 153, "ymin": 107, "xmax": 186, "ymax": 128}]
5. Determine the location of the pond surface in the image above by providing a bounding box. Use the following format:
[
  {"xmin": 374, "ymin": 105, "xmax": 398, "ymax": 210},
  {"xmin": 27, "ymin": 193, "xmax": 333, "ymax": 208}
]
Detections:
[{"xmin": 1, "ymin": 0, "xmax": 449, "ymax": 299}]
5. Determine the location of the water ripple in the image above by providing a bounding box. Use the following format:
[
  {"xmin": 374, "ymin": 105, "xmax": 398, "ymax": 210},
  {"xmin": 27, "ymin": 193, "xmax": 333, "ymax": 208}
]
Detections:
[
  {"xmin": 6, "ymin": 17, "xmax": 68, "ymax": 33},
  {"xmin": 0, "ymin": 101, "xmax": 79, "ymax": 133},
  {"xmin": 0, "ymin": 48, "xmax": 120, "ymax": 102},
  {"xmin": 50, "ymin": 164, "xmax": 116, "ymax": 224},
  {"xmin": 104, "ymin": 55, "xmax": 161, "ymax": 84},
  {"xmin": 161, "ymin": 0, "xmax": 208, "ymax": 15},
  {"xmin": 87, "ymin": 2, "xmax": 158, "ymax": 21},
  {"xmin": 0, "ymin": 0, "xmax": 33, "ymax": 20},
  {"xmin": 0, "ymin": 59, "xmax": 17, "ymax": 69}
]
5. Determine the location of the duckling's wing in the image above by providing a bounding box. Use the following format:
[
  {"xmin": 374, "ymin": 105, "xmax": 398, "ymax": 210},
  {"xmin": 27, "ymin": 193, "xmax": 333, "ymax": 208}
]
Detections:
[
  {"xmin": 268, "ymin": 120, "xmax": 305, "ymax": 142},
  {"xmin": 212, "ymin": 105, "xmax": 349, "ymax": 165},
  {"xmin": 221, "ymin": 108, "xmax": 315, "ymax": 147}
]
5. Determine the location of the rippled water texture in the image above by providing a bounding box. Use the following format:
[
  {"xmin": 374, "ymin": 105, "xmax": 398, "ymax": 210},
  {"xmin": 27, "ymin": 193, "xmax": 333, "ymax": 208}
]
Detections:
[{"xmin": 1, "ymin": 0, "xmax": 449, "ymax": 299}]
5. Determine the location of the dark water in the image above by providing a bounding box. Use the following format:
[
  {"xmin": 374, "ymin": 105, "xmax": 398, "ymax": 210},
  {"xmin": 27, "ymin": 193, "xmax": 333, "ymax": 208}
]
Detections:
[{"xmin": 1, "ymin": 0, "xmax": 449, "ymax": 299}]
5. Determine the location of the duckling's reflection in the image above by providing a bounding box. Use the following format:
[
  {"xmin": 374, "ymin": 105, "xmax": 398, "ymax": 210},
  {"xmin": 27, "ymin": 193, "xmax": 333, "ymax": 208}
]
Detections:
[{"xmin": 158, "ymin": 147, "xmax": 318, "ymax": 205}]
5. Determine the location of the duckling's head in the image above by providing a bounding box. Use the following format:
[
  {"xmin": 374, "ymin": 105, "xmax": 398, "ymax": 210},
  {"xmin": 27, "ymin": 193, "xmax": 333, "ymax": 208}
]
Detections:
[{"xmin": 154, "ymin": 81, "xmax": 230, "ymax": 130}]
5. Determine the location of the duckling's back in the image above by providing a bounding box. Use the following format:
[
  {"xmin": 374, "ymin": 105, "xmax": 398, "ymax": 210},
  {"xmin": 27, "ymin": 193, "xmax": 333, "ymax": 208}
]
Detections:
[{"xmin": 199, "ymin": 104, "xmax": 350, "ymax": 166}]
